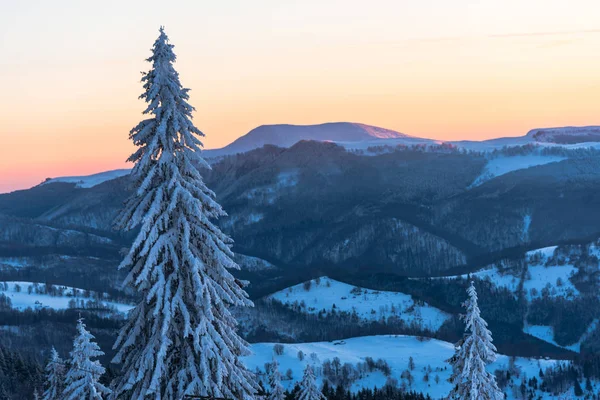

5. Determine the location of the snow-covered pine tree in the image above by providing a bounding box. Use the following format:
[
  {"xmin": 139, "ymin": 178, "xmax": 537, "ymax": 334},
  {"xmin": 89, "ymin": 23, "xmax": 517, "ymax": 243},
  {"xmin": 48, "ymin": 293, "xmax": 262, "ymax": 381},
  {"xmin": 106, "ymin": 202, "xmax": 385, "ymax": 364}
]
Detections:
[
  {"xmin": 448, "ymin": 281, "xmax": 503, "ymax": 400},
  {"xmin": 267, "ymin": 357, "xmax": 285, "ymax": 400},
  {"xmin": 42, "ymin": 347, "xmax": 65, "ymax": 400},
  {"xmin": 111, "ymin": 27, "xmax": 257, "ymax": 399},
  {"xmin": 63, "ymin": 318, "xmax": 111, "ymax": 400},
  {"xmin": 296, "ymin": 365, "xmax": 325, "ymax": 400}
]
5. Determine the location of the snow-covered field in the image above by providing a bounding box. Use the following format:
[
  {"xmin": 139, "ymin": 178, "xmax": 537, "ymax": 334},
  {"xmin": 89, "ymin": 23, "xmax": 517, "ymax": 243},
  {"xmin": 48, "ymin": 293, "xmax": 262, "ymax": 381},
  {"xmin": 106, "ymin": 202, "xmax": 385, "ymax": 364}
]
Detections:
[
  {"xmin": 41, "ymin": 169, "xmax": 131, "ymax": 188},
  {"xmin": 268, "ymin": 277, "xmax": 451, "ymax": 331},
  {"xmin": 245, "ymin": 335, "xmax": 564, "ymax": 399},
  {"xmin": 471, "ymin": 154, "xmax": 567, "ymax": 187},
  {"xmin": 437, "ymin": 246, "xmax": 578, "ymax": 300},
  {"xmin": 524, "ymin": 325, "xmax": 580, "ymax": 352},
  {"xmin": 456, "ymin": 263, "xmax": 577, "ymax": 300},
  {"xmin": 0, "ymin": 257, "xmax": 30, "ymax": 269},
  {"xmin": 525, "ymin": 319, "xmax": 600, "ymax": 353},
  {"xmin": 0, "ymin": 281, "xmax": 133, "ymax": 313}
]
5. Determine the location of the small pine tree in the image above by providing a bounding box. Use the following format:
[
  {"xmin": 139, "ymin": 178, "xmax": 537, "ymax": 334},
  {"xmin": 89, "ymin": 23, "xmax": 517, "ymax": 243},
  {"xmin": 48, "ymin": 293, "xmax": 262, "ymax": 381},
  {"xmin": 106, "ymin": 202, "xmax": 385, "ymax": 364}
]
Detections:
[
  {"xmin": 63, "ymin": 319, "xmax": 110, "ymax": 400},
  {"xmin": 448, "ymin": 281, "xmax": 504, "ymax": 400},
  {"xmin": 42, "ymin": 347, "xmax": 65, "ymax": 400},
  {"xmin": 296, "ymin": 365, "xmax": 325, "ymax": 400},
  {"xmin": 408, "ymin": 356, "xmax": 415, "ymax": 371},
  {"xmin": 267, "ymin": 357, "xmax": 285, "ymax": 400}
]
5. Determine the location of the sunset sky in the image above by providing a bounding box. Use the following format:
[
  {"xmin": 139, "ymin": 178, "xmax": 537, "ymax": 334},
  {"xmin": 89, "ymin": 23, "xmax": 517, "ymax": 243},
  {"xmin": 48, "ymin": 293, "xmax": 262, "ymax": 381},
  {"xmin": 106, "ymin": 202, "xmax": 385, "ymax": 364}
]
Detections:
[{"xmin": 1, "ymin": 0, "xmax": 599, "ymax": 192}]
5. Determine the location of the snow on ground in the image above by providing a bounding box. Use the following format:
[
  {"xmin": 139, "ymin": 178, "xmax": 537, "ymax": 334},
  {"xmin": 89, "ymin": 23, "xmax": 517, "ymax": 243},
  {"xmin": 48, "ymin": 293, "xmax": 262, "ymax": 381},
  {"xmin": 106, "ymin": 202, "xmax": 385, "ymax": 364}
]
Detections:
[
  {"xmin": 0, "ymin": 281, "xmax": 133, "ymax": 313},
  {"xmin": 268, "ymin": 277, "xmax": 451, "ymax": 331},
  {"xmin": 277, "ymin": 171, "xmax": 299, "ymax": 187},
  {"xmin": 459, "ymin": 264, "xmax": 577, "ymax": 300},
  {"xmin": 470, "ymin": 154, "xmax": 567, "ymax": 187},
  {"xmin": 246, "ymin": 335, "xmax": 454, "ymax": 398},
  {"xmin": 41, "ymin": 169, "xmax": 130, "ymax": 188},
  {"xmin": 441, "ymin": 245, "xmax": 578, "ymax": 300},
  {"xmin": 246, "ymin": 213, "xmax": 264, "ymax": 223},
  {"xmin": 521, "ymin": 214, "xmax": 532, "ymax": 242},
  {"xmin": 234, "ymin": 253, "xmax": 277, "ymax": 271},
  {"xmin": 524, "ymin": 325, "xmax": 580, "ymax": 352},
  {"xmin": 0, "ymin": 257, "xmax": 30, "ymax": 269},
  {"xmin": 524, "ymin": 246, "xmax": 578, "ymax": 299},
  {"xmin": 457, "ymin": 267, "xmax": 521, "ymax": 293},
  {"xmin": 338, "ymin": 137, "xmax": 439, "ymax": 153},
  {"xmin": 524, "ymin": 265, "xmax": 578, "ymax": 299},
  {"xmin": 245, "ymin": 335, "xmax": 562, "ymax": 399},
  {"xmin": 526, "ymin": 246, "xmax": 558, "ymax": 260},
  {"xmin": 525, "ymin": 319, "xmax": 600, "ymax": 353}
]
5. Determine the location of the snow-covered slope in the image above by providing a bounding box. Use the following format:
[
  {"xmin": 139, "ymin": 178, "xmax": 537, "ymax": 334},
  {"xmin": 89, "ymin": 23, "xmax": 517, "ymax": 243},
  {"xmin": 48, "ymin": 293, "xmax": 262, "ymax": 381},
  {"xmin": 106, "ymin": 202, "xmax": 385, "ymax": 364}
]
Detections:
[
  {"xmin": 268, "ymin": 277, "xmax": 451, "ymax": 331},
  {"xmin": 0, "ymin": 281, "xmax": 133, "ymax": 313},
  {"xmin": 437, "ymin": 246, "xmax": 578, "ymax": 301},
  {"xmin": 527, "ymin": 126, "xmax": 600, "ymax": 144},
  {"xmin": 234, "ymin": 253, "xmax": 277, "ymax": 271},
  {"xmin": 41, "ymin": 169, "xmax": 130, "ymax": 188},
  {"xmin": 455, "ymin": 261, "xmax": 577, "ymax": 301},
  {"xmin": 244, "ymin": 335, "xmax": 563, "ymax": 399},
  {"xmin": 524, "ymin": 325, "xmax": 581, "ymax": 352},
  {"xmin": 471, "ymin": 154, "xmax": 567, "ymax": 187},
  {"xmin": 36, "ymin": 124, "xmax": 600, "ymax": 190}
]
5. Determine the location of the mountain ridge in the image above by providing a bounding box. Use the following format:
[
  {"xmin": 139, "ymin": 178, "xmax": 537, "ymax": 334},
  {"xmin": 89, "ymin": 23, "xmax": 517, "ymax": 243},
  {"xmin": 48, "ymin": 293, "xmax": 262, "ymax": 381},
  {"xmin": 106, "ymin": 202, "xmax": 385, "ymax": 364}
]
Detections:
[
  {"xmin": 203, "ymin": 122, "xmax": 409, "ymax": 157},
  {"xmin": 10, "ymin": 123, "xmax": 600, "ymax": 194}
]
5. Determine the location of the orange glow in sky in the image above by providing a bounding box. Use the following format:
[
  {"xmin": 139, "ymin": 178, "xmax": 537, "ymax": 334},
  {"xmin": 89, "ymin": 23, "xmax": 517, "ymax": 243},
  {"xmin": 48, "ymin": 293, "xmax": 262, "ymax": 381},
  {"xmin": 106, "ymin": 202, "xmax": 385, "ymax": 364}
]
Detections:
[{"xmin": 1, "ymin": 0, "xmax": 599, "ymax": 192}]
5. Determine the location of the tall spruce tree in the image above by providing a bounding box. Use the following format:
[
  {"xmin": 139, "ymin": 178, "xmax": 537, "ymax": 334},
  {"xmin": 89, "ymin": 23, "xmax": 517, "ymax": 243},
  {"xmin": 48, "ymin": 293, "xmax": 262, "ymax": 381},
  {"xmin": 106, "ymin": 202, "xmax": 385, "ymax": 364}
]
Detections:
[
  {"xmin": 448, "ymin": 281, "xmax": 503, "ymax": 400},
  {"xmin": 267, "ymin": 357, "xmax": 285, "ymax": 400},
  {"xmin": 297, "ymin": 365, "xmax": 325, "ymax": 400},
  {"xmin": 63, "ymin": 319, "xmax": 110, "ymax": 400},
  {"xmin": 111, "ymin": 27, "xmax": 257, "ymax": 399},
  {"xmin": 42, "ymin": 347, "xmax": 65, "ymax": 400}
]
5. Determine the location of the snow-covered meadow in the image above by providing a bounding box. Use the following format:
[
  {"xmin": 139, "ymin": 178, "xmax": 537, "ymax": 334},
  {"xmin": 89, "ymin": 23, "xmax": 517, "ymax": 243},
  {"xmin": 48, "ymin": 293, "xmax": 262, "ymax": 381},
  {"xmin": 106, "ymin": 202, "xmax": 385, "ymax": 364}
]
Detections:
[
  {"xmin": 437, "ymin": 246, "xmax": 579, "ymax": 301},
  {"xmin": 470, "ymin": 154, "xmax": 567, "ymax": 187},
  {"xmin": 0, "ymin": 281, "xmax": 132, "ymax": 313},
  {"xmin": 245, "ymin": 335, "xmax": 567, "ymax": 399},
  {"xmin": 268, "ymin": 277, "xmax": 451, "ymax": 331}
]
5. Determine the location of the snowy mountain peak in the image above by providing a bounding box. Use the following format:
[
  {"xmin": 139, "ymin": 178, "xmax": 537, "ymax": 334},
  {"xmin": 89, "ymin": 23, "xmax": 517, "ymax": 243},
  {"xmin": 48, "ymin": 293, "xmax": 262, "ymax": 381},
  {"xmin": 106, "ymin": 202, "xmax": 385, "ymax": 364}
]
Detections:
[{"xmin": 204, "ymin": 122, "xmax": 408, "ymax": 157}]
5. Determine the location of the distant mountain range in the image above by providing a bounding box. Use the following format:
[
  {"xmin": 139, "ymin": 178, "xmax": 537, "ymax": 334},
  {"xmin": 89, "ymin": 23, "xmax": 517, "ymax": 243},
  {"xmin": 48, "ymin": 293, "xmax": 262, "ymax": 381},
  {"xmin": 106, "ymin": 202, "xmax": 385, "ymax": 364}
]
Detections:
[
  {"xmin": 203, "ymin": 122, "xmax": 410, "ymax": 157},
  {"xmin": 36, "ymin": 123, "xmax": 600, "ymax": 190},
  {"xmin": 204, "ymin": 122, "xmax": 600, "ymax": 158},
  {"xmin": 3, "ymin": 124, "xmax": 600, "ymax": 361}
]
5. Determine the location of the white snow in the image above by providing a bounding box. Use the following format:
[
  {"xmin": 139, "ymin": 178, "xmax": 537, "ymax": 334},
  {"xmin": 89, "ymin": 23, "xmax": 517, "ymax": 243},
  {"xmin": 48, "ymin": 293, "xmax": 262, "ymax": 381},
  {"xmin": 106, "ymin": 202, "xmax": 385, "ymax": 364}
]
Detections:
[
  {"xmin": 456, "ymin": 267, "xmax": 522, "ymax": 294},
  {"xmin": 268, "ymin": 277, "xmax": 450, "ymax": 331},
  {"xmin": 247, "ymin": 213, "xmax": 264, "ymax": 224},
  {"xmin": 525, "ymin": 318, "xmax": 600, "ymax": 353},
  {"xmin": 456, "ymin": 263, "xmax": 577, "ymax": 300},
  {"xmin": 524, "ymin": 325, "xmax": 580, "ymax": 352},
  {"xmin": 0, "ymin": 281, "xmax": 133, "ymax": 313},
  {"xmin": 526, "ymin": 246, "xmax": 558, "ymax": 259},
  {"xmin": 524, "ymin": 265, "xmax": 578, "ymax": 299},
  {"xmin": 0, "ymin": 257, "xmax": 29, "ymax": 268},
  {"xmin": 41, "ymin": 169, "xmax": 130, "ymax": 189},
  {"xmin": 277, "ymin": 171, "xmax": 299, "ymax": 187},
  {"xmin": 234, "ymin": 253, "xmax": 276, "ymax": 271},
  {"xmin": 471, "ymin": 155, "xmax": 567, "ymax": 187},
  {"xmin": 521, "ymin": 214, "xmax": 532, "ymax": 242},
  {"xmin": 244, "ymin": 335, "xmax": 562, "ymax": 399},
  {"xmin": 437, "ymin": 245, "xmax": 577, "ymax": 300}
]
